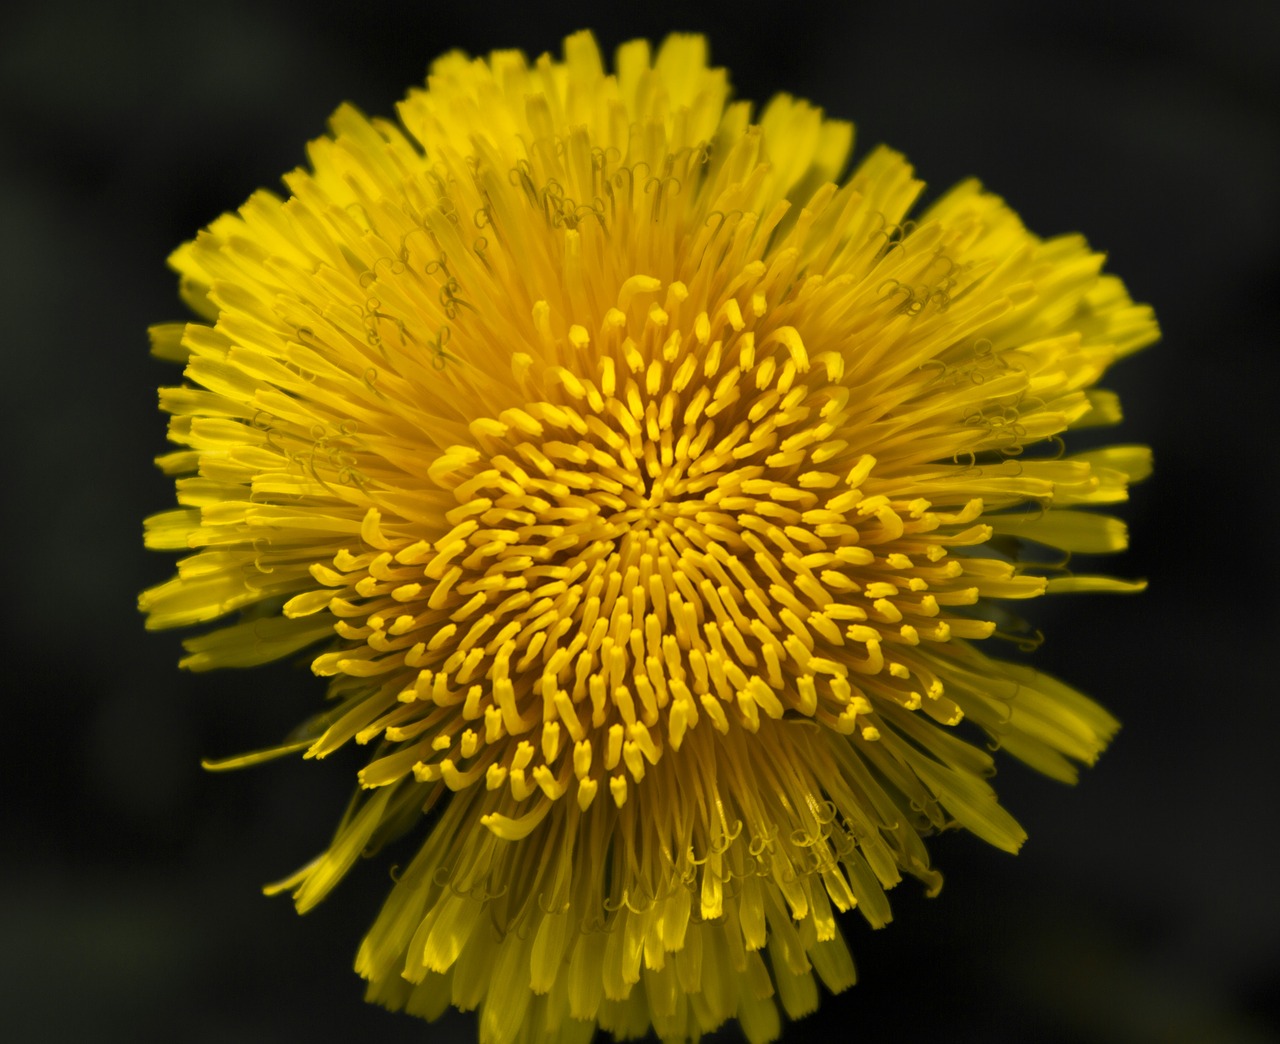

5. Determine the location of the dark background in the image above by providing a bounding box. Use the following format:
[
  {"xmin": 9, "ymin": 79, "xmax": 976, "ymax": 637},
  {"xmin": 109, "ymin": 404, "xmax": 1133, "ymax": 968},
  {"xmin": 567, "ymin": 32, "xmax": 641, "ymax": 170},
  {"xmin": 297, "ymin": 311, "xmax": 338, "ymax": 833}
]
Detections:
[{"xmin": 2, "ymin": 0, "xmax": 1277, "ymax": 1040}]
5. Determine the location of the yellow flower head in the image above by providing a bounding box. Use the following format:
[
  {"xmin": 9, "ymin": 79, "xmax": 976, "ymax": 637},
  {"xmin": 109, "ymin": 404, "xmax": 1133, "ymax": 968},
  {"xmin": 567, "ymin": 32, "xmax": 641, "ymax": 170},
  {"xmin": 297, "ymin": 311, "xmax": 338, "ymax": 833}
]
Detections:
[{"xmin": 142, "ymin": 31, "xmax": 1156, "ymax": 1044}]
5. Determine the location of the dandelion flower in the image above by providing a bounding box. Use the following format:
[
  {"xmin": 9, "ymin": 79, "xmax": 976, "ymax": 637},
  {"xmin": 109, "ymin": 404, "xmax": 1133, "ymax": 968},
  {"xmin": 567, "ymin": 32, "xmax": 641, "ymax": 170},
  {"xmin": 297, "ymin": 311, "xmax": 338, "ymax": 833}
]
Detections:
[{"xmin": 142, "ymin": 31, "xmax": 1157, "ymax": 1044}]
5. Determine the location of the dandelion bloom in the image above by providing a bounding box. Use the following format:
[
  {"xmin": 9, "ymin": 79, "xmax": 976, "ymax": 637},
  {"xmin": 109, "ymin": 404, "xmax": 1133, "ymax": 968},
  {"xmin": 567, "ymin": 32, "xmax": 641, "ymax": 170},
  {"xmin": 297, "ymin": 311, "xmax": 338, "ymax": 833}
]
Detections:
[{"xmin": 142, "ymin": 31, "xmax": 1156, "ymax": 1044}]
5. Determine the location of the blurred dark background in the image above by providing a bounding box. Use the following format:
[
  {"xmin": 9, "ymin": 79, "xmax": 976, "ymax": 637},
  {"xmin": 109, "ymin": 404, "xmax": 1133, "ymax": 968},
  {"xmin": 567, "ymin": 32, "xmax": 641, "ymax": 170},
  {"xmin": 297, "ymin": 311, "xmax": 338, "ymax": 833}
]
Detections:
[{"xmin": 2, "ymin": 0, "xmax": 1276, "ymax": 1040}]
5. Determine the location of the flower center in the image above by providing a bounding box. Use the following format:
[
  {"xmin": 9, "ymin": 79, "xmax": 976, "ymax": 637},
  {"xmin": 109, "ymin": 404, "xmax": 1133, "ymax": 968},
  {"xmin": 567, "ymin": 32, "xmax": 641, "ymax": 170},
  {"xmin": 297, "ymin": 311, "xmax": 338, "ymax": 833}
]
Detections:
[{"xmin": 389, "ymin": 281, "xmax": 910, "ymax": 821}]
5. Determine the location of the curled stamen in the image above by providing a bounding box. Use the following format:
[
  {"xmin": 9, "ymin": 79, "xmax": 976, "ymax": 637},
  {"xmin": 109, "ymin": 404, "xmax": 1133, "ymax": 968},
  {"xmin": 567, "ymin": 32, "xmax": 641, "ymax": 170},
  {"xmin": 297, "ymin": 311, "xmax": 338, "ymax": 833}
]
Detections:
[
  {"xmin": 645, "ymin": 174, "xmax": 681, "ymax": 222},
  {"xmin": 430, "ymin": 325, "xmax": 455, "ymax": 371},
  {"xmin": 439, "ymin": 278, "xmax": 471, "ymax": 319},
  {"xmin": 294, "ymin": 326, "xmax": 323, "ymax": 350},
  {"xmin": 878, "ymin": 279, "xmax": 916, "ymax": 313},
  {"xmin": 436, "ymin": 196, "xmax": 460, "ymax": 225},
  {"xmin": 399, "ymin": 226, "xmax": 436, "ymax": 264},
  {"xmin": 748, "ymin": 834, "xmax": 771, "ymax": 859},
  {"xmin": 828, "ymin": 829, "xmax": 856, "ymax": 859},
  {"xmin": 870, "ymin": 214, "xmax": 917, "ymax": 259},
  {"xmin": 918, "ymin": 359, "xmax": 952, "ymax": 387},
  {"xmin": 1042, "ymin": 435, "xmax": 1067, "ymax": 460},
  {"xmin": 509, "ymin": 160, "xmax": 538, "ymax": 203},
  {"xmin": 922, "ymin": 249, "xmax": 958, "ymax": 282},
  {"xmin": 611, "ymin": 161, "xmax": 650, "ymax": 202},
  {"xmin": 358, "ymin": 255, "xmax": 407, "ymax": 288},
  {"xmin": 536, "ymin": 890, "xmax": 569, "ymax": 915},
  {"xmin": 571, "ymin": 199, "xmax": 607, "ymax": 230}
]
